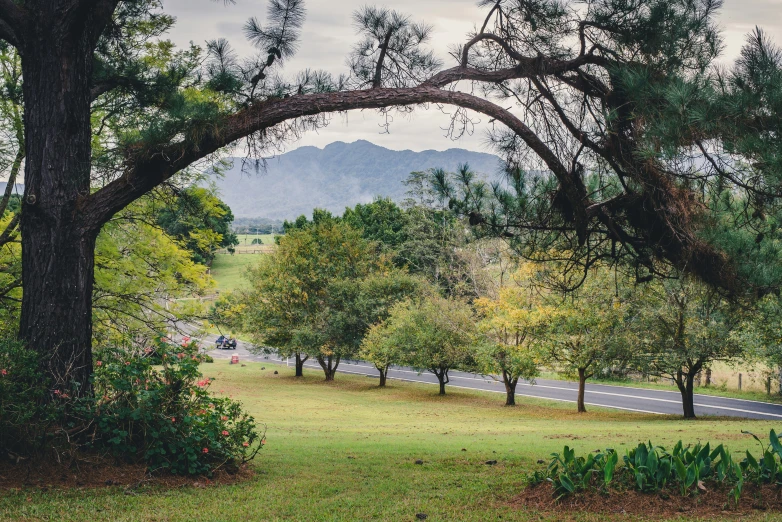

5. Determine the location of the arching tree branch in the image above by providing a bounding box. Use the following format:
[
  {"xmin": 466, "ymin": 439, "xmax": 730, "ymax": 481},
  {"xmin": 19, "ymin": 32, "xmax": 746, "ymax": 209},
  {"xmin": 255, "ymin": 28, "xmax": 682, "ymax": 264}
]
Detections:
[{"xmin": 0, "ymin": 0, "xmax": 28, "ymax": 49}]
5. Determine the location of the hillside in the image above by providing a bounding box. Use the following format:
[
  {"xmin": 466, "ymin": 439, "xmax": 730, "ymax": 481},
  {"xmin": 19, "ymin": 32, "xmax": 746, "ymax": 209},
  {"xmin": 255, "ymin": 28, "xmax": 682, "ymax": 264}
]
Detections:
[{"xmin": 206, "ymin": 140, "xmax": 502, "ymax": 220}]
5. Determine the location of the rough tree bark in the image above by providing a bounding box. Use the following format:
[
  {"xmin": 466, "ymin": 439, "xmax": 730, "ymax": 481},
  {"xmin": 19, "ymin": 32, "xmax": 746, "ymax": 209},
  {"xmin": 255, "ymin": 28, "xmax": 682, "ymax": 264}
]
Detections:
[
  {"xmin": 317, "ymin": 354, "xmax": 340, "ymax": 381},
  {"xmin": 15, "ymin": 2, "xmax": 115, "ymax": 395},
  {"xmin": 378, "ymin": 366, "xmax": 388, "ymax": 387},
  {"xmin": 577, "ymin": 368, "xmax": 588, "ymax": 413},
  {"xmin": 433, "ymin": 368, "xmax": 449, "ymax": 395},
  {"xmin": 674, "ymin": 364, "xmax": 701, "ymax": 419},
  {"xmin": 502, "ymin": 370, "xmax": 518, "ymax": 406},
  {"xmin": 294, "ymin": 353, "xmax": 308, "ymax": 377}
]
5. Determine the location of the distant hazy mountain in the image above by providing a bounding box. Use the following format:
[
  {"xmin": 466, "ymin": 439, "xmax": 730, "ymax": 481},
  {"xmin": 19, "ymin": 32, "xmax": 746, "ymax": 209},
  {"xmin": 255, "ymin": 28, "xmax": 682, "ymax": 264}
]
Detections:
[{"xmin": 206, "ymin": 140, "xmax": 502, "ymax": 220}]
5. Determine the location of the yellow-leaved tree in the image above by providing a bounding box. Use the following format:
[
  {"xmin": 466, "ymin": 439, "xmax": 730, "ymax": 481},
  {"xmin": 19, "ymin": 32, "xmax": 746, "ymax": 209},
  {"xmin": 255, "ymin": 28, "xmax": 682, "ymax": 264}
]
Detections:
[{"xmin": 474, "ymin": 263, "xmax": 553, "ymax": 406}]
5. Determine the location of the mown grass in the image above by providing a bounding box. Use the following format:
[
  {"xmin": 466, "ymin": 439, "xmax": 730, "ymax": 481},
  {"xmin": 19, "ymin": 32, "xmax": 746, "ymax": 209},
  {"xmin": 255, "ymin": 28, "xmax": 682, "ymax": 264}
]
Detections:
[
  {"xmin": 3, "ymin": 361, "xmax": 781, "ymax": 521},
  {"xmin": 209, "ymin": 254, "xmax": 259, "ymax": 292}
]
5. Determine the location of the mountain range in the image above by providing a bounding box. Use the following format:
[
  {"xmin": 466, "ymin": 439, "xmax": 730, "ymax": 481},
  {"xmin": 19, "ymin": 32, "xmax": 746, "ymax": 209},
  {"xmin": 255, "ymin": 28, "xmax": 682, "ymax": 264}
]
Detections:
[{"xmin": 206, "ymin": 140, "xmax": 502, "ymax": 220}]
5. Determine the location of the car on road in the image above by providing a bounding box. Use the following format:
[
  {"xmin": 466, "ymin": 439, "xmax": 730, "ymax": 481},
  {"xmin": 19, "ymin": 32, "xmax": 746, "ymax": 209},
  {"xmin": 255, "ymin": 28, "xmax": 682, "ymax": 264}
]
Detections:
[{"xmin": 215, "ymin": 335, "xmax": 237, "ymax": 349}]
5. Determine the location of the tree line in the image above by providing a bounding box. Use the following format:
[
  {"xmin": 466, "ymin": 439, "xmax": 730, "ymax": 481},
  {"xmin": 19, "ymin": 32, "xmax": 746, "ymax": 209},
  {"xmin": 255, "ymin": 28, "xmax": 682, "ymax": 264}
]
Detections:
[{"xmin": 216, "ymin": 174, "xmax": 782, "ymax": 419}]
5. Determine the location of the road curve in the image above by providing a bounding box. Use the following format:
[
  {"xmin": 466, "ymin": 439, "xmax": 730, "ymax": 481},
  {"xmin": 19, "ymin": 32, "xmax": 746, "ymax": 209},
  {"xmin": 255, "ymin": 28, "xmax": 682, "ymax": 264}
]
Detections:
[{"xmin": 202, "ymin": 335, "xmax": 782, "ymax": 420}]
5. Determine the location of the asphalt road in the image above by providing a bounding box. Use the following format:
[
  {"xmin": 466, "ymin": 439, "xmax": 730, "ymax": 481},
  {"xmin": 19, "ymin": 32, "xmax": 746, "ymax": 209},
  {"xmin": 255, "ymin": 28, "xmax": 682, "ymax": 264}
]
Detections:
[{"xmin": 201, "ymin": 334, "xmax": 782, "ymax": 420}]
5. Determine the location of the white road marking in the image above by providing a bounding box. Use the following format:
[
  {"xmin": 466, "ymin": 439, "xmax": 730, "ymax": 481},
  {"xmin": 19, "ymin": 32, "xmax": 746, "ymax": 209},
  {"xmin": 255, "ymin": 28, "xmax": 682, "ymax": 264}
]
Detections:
[{"xmin": 206, "ymin": 341, "xmax": 782, "ymax": 419}]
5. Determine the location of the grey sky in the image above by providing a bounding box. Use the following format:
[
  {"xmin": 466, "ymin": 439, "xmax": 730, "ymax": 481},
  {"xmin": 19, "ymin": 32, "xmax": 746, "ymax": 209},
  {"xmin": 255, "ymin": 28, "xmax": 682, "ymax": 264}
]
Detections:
[{"xmin": 162, "ymin": 0, "xmax": 782, "ymax": 154}]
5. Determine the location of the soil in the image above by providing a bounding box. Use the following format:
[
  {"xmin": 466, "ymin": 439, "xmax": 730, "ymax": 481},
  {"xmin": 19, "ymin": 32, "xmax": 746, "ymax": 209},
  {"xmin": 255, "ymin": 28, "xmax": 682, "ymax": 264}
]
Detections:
[
  {"xmin": 0, "ymin": 456, "xmax": 254, "ymax": 491},
  {"xmin": 511, "ymin": 483, "xmax": 782, "ymax": 520}
]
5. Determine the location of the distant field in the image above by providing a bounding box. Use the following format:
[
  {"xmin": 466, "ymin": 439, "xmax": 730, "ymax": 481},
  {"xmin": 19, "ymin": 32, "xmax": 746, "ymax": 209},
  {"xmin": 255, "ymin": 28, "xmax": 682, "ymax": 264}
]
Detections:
[
  {"xmin": 210, "ymin": 253, "xmax": 260, "ymax": 292},
  {"xmin": 236, "ymin": 234, "xmax": 278, "ymax": 246},
  {"xmin": 3, "ymin": 362, "xmax": 777, "ymax": 521}
]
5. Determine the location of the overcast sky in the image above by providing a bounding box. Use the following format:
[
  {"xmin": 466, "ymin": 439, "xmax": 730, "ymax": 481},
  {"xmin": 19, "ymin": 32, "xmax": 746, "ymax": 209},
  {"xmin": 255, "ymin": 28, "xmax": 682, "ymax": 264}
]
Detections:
[{"xmin": 161, "ymin": 0, "xmax": 782, "ymax": 154}]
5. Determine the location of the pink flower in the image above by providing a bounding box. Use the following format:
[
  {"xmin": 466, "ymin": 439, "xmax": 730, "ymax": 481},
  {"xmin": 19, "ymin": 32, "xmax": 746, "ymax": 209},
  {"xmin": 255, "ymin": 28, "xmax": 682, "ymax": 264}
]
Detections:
[
  {"xmin": 171, "ymin": 417, "xmax": 176, "ymax": 423},
  {"xmin": 53, "ymin": 390, "xmax": 61, "ymax": 395},
  {"xmin": 261, "ymin": 438, "xmax": 266, "ymax": 446},
  {"xmin": 177, "ymin": 352, "xmax": 185, "ymax": 359},
  {"xmin": 222, "ymin": 430, "xmax": 229, "ymax": 436},
  {"xmin": 125, "ymin": 361, "xmax": 130, "ymax": 366},
  {"xmin": 95, "ymin": 361, "xmax": 102, "ymax": 367},
  {"xmin": 221, "ymin": 416, "xmax": 228, "ymax": 421},
  {"xmin": 242, "ymin": 442, "xmax": 249, "ymax": 447},
  {"xmin": 202, "ymin": 448, "xmax": 209, "ymax": 454},
  {"xmin": 0, "ymin": 368, "xmax": 7, "ymax": 376}
]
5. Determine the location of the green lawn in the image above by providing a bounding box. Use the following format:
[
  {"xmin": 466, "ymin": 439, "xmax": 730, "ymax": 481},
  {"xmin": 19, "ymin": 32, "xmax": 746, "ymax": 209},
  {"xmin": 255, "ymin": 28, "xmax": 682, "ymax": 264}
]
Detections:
[
  {"xmin": 209, "ymin": 254, "xmax": 260, "ymax": 292},
  {"xmin": 3, "ymin": 361, "xmax": 780, "ymax": 521}
]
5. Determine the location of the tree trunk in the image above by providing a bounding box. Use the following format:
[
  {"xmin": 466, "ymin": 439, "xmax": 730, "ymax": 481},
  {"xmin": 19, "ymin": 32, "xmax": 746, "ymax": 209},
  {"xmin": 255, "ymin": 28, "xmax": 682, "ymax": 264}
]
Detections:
[
  {"xmin": 294, "ymin": 353, "xmax": 307, "ymax": 377},
  {"xmin": 378, "ymin": 366, "xmax": 388, "ymax": 387},
  {"xmin": 19, "ymin": 14, "xmax": 98, "ymax": 397},
  {"xmin": 675, "ymin": 370, "xmax": 697, "ymax": 419},
  {"xmin": 577, "ymin": 368, "xmax": 587, "ymax": 413},
  {"xmin": 317, "ymin": 354, "xmax": 340, "ymax": 381},
  {"xmin": 433, "ymin": 368, "xmax": 449, "ymax": 395},
  {"xmin": 503, "ymin": 371, "xmax": 518, "ymax": 406}
]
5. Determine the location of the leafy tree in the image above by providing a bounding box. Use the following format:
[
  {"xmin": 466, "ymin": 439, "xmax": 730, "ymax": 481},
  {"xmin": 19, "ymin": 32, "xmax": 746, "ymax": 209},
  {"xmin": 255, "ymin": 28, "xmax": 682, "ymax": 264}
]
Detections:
[
  {"xmin": 474, "ymin": 264, "xmax": 550, "ymax": 406},
  {"xmin": 342, "ymin": 198, "xmax": 408, "ymax": 253},
  {"xmin": 242, "ymin": 221, "xmax": 391, "ymax": 380},
  {"xmin": 543, "ymin": 266, "xmax": 632, "ymax": 413},
  {"xmin": 632, "ymin": 276, "xmax": 745, "ymax": 419},
  {"xmin": 157, "ymin": 186, "xmax": 239, "ymax": 265},
  {"xmin": 735, "ymin": 294, "xmax": 782, "ymax": 395},
  {"xmin": 376, "ymin": 295, "xmax": 477, "ymax": 395},
  {"xmin": 0, "ymin": 0, "xmax": 780, "ymax": 398},
  {"xmin": 93, "ymin": 202, "xmax": 213, "ymax": 346}
]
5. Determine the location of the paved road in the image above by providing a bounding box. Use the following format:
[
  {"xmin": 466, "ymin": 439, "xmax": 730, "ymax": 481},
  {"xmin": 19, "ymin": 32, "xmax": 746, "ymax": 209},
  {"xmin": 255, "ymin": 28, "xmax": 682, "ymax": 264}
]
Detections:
[{"xmin": 200, "ymin": 333, "xmax": 782, "ymax": 420}]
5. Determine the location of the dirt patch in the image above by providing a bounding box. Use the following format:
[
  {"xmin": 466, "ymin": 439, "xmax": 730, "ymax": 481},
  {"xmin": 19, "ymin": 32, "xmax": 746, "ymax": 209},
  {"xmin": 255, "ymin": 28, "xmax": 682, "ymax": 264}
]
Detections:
[
  {"xmin": 511, "ymin": 483, "xmax": 782, "ymax": 520},
  {"xmin": 0, "ymin": 457, "xmax": 254, "ymax": 491}
]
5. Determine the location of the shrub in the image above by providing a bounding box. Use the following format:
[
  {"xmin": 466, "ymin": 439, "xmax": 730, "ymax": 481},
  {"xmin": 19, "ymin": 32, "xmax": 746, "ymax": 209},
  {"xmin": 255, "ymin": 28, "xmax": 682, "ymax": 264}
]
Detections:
[
  {"xmin": 533, "ymin": 432, "xmax": 782, "ymax": 505},
  {"xmin": 0, "ymin": 339, "xmax": 62, "ymax": 458},
  {"xmin": 84, "ymin": 337, "xmax": 262, "ymax": 475}
]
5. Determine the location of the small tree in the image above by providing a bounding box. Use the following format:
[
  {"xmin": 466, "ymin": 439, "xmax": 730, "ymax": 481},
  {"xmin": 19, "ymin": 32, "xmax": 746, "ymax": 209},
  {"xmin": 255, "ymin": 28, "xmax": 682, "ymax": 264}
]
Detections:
[
  {"xmin": 633, "ymin": 277, "xmax": 745, "ymax": 419},
  {"xmin": 340, "ymin": 271, "xmax": 426, "ymax": 386},
  {"xmin": 379, "ymin": 296, "xmax": 477, "ymax": 395},
  {"xmin": 544, "ymin": 268, "xmax": 630, "ymax": 413},
  {"xmin": 474, "ymin": 266, "xmax": 550, "ymax": 406},
  {"xmin": 243, "ymin": 220, "xmax": 392, "ymax": 380}
]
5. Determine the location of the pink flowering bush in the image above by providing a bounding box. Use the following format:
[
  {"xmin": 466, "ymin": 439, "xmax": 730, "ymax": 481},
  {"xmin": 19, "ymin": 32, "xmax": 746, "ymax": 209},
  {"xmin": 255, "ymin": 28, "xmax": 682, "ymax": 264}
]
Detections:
[
  {"xmin": 0, "ymin": 339, "xmax": 64, "ymax": 458},
  {"xmin": 84, "ymin": 337, "xmax": 261, "ymax": 475}
]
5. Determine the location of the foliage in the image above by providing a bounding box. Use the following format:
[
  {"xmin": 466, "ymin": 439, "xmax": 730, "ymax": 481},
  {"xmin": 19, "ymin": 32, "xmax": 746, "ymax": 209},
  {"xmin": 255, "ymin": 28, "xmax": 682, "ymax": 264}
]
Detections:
[
  {"xmin": 534, "ymin": 431, "xmax": 782, "ymax": 506},
  {"xmin": 1, "ymin": 336, "xmax": 260, "ymax": 474},
  {"xmin": 631, "ymin": 275, "xmax": 746, "ymax": 417},
  {"xmin": 342, "ymin": 198, "xmax": 409, "ymax": 253},
  {"xmin": 0, "ymin": 339, "xmax": 61, "ymax": 459},
  {"xmin": 84, "ymin": 337, "xmax": 261, "ymax": 475},
  {"xmin": 473, "ymin": 264, "xmax": 551, "ymax": 404},
  {"xmin": 371, "ymin": 295, "xmax": 478, "ymax": 394},
  {"xmin": 540, "ymin": 264, "xmax": 633, "ymax": 411},
  {"xmin": 93, "ymin": 202, "xmax": 214, "ymax": 346},
  {"xmin": 242, "ymin": 220, "xmax": 393, "ymax": 378},
  {"xmin": 157, "ymin": 186, "xmax": 239, "ymax": 265}
]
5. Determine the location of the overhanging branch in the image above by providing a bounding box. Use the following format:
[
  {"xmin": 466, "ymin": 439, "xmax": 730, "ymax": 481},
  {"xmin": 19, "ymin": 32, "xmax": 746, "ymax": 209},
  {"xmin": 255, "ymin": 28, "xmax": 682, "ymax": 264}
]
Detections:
[
  {"xmin": 82, "ymin": 82, "xmax": 582, "ymax": 233},
  {"xmin": 0, "ymin": 0, "xmax": 28, "ymax": 49}
]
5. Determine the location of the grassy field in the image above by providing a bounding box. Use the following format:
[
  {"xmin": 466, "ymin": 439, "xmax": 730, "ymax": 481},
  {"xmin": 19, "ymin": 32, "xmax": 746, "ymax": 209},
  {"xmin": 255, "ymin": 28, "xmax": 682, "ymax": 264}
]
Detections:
[
  {"xmin": 209, "ymin": 254, "xmax": 260, "ymax": 292},
  {"xmin": 236, "ymin": 234, "xmax": 278, "ymax": 246},
  {"xmin": 3, "ymin": 360, "xmax": 780, "ymax": 521}
]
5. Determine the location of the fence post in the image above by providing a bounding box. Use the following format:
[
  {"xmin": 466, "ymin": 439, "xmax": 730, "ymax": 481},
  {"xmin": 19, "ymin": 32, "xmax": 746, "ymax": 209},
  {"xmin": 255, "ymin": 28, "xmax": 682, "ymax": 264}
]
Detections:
[{"xmin": 738, "ymin": 373, "xmax": 742, "ymax": 391}]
